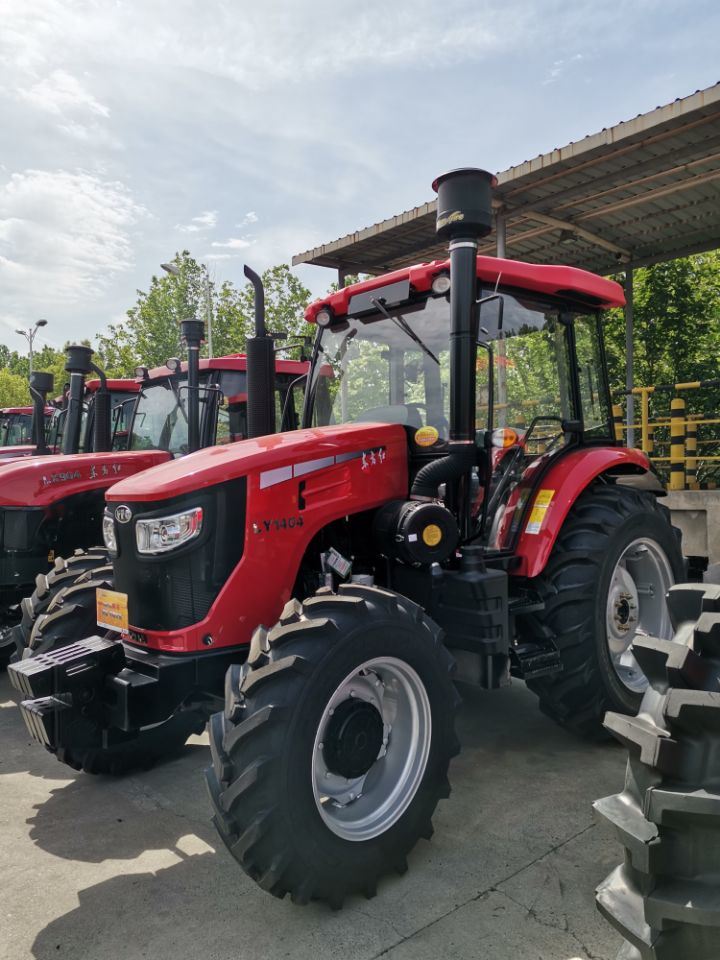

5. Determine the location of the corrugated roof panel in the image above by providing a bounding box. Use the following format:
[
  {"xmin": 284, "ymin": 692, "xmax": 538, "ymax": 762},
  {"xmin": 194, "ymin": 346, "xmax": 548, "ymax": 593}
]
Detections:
[{"xmin": 294, "ymin": 82, "xmax": 720, "ymax": 276}]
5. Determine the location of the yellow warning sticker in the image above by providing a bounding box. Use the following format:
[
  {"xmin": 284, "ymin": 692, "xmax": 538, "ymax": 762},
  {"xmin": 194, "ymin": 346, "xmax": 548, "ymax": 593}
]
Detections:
[
  {"xmin": 97, "ymin": 588, "xmax": 129, "ymax": 632},
  {"xmin": 414, "ymin": 425, "xmax": 440, "ymax": 447},
  {"xmin": 525, "ymin": 489, "xmax": 555, "ymax": 535},
  {"xmin": 422, "ymin": 524, "xmax": 442, "ymax": 547}
]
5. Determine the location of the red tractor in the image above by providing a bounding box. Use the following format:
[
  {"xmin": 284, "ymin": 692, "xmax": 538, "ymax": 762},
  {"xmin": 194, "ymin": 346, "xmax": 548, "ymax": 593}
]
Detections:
[
  {"xmin": 10, "ymin": 169, "xmax": 684, "ymax": 904},
  {"xmin": 2, "ymin": 318, "xmax": 308, "ymax": 667}
]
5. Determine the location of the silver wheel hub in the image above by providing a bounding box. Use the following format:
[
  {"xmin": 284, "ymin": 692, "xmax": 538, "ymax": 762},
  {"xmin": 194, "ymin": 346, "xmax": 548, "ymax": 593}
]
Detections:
[
  {"xmin": 312, "ymin": 657, "xmax": 431, "ymax": 842},
  {"xmin": 605, "ymin": 537, "xmax": 674, "ymax": 693}
]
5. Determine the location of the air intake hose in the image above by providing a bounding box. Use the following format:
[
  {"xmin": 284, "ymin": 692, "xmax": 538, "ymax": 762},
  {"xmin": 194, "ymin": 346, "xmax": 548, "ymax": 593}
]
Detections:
[{"xmin": 411, "ymin": 442, "xmax": 477, "ymax": 500}]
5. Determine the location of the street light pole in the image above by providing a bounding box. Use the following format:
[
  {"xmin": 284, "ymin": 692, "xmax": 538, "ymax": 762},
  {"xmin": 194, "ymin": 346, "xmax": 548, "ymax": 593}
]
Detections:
[{"xmin": 15, "ymin": 319, "xmax": 48, "ymax": 376}]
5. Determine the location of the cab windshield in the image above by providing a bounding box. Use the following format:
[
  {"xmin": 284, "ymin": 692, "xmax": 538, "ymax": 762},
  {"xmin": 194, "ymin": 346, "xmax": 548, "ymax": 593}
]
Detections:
[
  {"xmin": 0, "ymin": 412, "xmax": 33, "ymax": 446},
  {"xmin": 308, "ymin": 288, "xmax": 611, "ymax": 444},
  {"xmin": 309, "ymin": 295, "xmax": 452, "ymax": 435},
  {"xmin": 129, "ymin": 375, "xmax": 217, "ymax": 455}
]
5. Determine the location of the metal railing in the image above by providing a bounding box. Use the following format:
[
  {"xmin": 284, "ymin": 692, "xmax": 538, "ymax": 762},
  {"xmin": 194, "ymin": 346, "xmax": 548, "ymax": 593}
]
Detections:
[{"xmin": 613, "ymin": 378, "xmax": 720, "ymax": 490}]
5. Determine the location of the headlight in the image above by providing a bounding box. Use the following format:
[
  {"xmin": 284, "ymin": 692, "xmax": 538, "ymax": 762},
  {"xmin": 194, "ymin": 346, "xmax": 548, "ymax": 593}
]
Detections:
[
  {"xmin": 135, "ymin": 506, "xmax": 203, "ymax": 555},
  {"xmin": 102, "ymin": 514, "xmax": 118, "ymax": 555}
]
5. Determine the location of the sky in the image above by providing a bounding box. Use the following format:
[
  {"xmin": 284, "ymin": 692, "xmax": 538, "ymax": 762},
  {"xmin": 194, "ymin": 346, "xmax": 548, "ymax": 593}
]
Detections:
[{"xmin": 0, "ymin": 0, "xmax": 718, "ymax": 354}]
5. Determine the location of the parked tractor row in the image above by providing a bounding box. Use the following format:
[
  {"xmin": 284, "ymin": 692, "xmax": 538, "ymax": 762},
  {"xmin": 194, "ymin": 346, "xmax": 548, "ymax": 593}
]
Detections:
[{"xmin": 4, "ymin": 168, "xmax": 715, "ymax": 953}]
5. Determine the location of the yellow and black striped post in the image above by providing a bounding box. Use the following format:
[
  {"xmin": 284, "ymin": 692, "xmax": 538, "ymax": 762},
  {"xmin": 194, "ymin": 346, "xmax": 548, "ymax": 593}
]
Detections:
[
  {"xmin": 686, "ymin": 415, "xmax": 698, "ymax": 490},
  {"xmin": 612, "ymin": 403, "xmax": 624, "ymax": 443},
  {"xmin": 670, "ymin": 396, "xmax": 686, "ymax": 490}
]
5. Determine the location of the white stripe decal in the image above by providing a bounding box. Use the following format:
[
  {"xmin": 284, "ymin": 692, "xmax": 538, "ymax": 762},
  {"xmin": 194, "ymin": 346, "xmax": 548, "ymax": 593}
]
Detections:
[
  {"xmin": 294, "ymin": 456, "xmax": 335, "ymax": 477},
  {"xmin": 260, "ymin": 465, "xmax": 293, "ymax": 489},
  {"xmin": 258, "ymin": 447, "xmax": 383, "ymax": 489}
]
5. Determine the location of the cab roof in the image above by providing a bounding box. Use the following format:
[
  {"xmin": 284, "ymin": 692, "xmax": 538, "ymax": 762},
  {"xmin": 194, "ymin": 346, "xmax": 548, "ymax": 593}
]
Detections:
[
  {"xmin": 143, "ymin": 353, "xmax": 309, "ymax": 381},
  {"xmin": 305, "ymin": 254, "xmax": 625, "ymax": 323},
  {"xmin": 86, "ymin": 378, "xmax": 140, "ymax": 393}
]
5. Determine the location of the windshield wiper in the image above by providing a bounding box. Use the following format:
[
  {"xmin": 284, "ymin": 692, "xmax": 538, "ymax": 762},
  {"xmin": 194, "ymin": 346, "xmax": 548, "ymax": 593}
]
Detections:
[{"xmin": 370, "ymin": 297, "xmax": 439, "ymax": 365}]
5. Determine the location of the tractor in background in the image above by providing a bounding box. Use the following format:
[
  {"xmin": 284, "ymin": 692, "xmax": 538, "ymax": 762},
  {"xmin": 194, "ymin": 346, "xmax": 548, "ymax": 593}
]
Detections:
[
  {"xmin": 2, "ymin": 314, "xmax": 308, "ymax": 667},
  {"xmin": 10, "ymin": 169, "xmax": 683, "ymax": 905}
]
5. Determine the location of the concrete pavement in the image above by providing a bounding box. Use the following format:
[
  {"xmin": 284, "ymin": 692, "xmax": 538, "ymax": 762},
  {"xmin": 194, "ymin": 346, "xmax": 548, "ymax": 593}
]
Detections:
[{"xmin": 1, "ymin": 672, "xmax": 624, "ymax": 960}]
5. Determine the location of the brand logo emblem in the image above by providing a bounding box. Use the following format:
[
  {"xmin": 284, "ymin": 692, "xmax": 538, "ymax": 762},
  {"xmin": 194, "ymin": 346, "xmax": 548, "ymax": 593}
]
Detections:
[{"xmin": 115, "ymin": 505, "xmax": 132, "ymax": 524}]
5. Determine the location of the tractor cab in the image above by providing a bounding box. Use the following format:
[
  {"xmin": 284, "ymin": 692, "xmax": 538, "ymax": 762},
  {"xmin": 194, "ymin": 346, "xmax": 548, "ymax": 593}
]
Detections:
[
  {"xmin": 127, "ymin": 355, "xmax": 307, "ymax": 456},
  {"xmin": 304, "ymin": 254, "xmax": 620, "ymax": 558}
]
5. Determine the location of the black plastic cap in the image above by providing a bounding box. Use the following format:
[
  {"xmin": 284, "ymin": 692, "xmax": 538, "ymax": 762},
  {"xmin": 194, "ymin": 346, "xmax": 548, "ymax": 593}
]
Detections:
[
  {"xmin": 432, "ymin": 168, "xmax": 496, "ymax": 241},
  {"xmin": 181, "ymin": 318, "xmax": 205, "ymax": 347},
  {"xmin": 64, "ymin": 344, "xmax": 94, "ymax": 375},
  {"xmin": 30, "ymin": 371, "xmax": 54, "ymax": 395}
]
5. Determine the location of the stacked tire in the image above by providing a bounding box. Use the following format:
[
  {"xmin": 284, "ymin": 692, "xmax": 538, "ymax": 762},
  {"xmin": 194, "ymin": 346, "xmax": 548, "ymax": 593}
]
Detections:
[{"xmin": 595, "ymin": 582, "xmax": 720, "ymax": 959}]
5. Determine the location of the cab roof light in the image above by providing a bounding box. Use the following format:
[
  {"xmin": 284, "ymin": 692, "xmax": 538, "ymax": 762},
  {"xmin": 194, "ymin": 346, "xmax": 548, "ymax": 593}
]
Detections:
[
  {"xmin": 134, "ymin": 365, "xmax": 149, "ymax": 381},
  {"xmin": 431, "ymin": 272, "xmax": 451, "ymax": 295},
  {"xmin": 315, "ymin": 307, "xmax": 334, "ymax": 328},
  {"xmin": 166, "ymin": 357, "xmax": 181, "ymax": 373}
]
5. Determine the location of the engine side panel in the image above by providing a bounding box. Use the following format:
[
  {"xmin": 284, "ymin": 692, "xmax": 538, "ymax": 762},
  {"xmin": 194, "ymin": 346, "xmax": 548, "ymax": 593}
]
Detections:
[{"xmin": 122, "ymin": 423, "xmax": 409, "ymax": 653}]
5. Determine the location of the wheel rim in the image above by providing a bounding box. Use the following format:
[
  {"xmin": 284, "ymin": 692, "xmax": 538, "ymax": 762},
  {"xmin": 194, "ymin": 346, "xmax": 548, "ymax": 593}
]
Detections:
[
  {"xmin": 605, "ymin": 537, "xmax": 674, "ymax": 693},
  {"xmin": 311, "ymin": 656, "xmax": 431, "ymax": 842}
]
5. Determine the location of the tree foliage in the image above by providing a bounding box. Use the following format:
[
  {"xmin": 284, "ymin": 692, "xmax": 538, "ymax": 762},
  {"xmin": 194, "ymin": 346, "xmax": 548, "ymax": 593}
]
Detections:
[{"xmin": 95, "ymin": 253, "xmax": 313, "ymax": 375}]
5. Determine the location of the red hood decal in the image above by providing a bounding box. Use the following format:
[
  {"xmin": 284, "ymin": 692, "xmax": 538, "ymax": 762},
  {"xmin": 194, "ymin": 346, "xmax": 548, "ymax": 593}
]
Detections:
[
  {"xmin": 107, "ymin": 423, "xmax": 407, "ymax": 502},
  {"xmin": 0, "ymin": 450, "xmax": 171, "ymax": 507}
]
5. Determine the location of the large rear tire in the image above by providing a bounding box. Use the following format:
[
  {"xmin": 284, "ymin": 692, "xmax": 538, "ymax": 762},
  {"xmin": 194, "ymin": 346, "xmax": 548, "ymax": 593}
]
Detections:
[
  {"xmin": 206, "ymin": 584, "xmax": 459, "ymax": 907},
  {"xmin": 595, "ymin": 583, "xmax": 720, "ymax": 958},
  {"xmin": 523, "ymin": 485, "xmax": 684, "ymax": 738}
]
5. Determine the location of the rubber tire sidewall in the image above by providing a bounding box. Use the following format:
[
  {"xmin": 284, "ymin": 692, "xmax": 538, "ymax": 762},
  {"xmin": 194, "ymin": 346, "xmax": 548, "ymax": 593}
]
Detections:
[
  {"xmin": 280, "ymin": 619, "xmax": 453, "ymax": 878},
  {"xmin": 592, "ymin": 502, "xmax": 685, "ymax": 715}
]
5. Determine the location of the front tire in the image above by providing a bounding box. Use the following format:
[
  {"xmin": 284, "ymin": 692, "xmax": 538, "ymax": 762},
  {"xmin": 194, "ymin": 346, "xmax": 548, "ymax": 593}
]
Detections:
[
  {"xmin": 524, "ymin": 485, "xmax": 684, "ymax": 738},
  {"xmin": 12, "ymin": 548, "xmax": 110, "ymax": 659},
  {"xmin": 22, "ymin": 567, "xmax": 205, "ymax": 776},
  {"xmin": 595, "ymin": 583, "xmax": 720, "ymax": 958},
  {"xmin": 206, "ymin": 584, "xmax": 459, "ymax": 907}
]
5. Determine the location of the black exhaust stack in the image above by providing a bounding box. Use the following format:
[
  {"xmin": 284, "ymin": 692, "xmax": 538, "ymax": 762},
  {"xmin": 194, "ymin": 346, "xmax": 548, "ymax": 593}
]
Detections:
[
  {"xmin": 88, "ymin": 359, "xmax": 112, "ymax": 453},
  {"xmin": 29, "ymin": 371, "xmax": 54, "ymax": 456},
  {"xmin": 411, "ymin": 168, "xmax": 495, "ymax": 538},
  {"xmin": 180, "ymin": 318, "xmax": 205, "ymax": 453},
  {"xmin": 244, "ymin": 264, "xmax": 276, "ymax": 439},
  {"xmin": 61, "ymin": 345, "xmax": 94, "ymax": 455}
]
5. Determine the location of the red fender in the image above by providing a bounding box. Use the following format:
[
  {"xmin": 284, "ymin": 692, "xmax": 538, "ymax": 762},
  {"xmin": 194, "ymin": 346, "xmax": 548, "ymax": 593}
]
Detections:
[{"xmin": 510, "ymin": 446, "xmax": 654, "ymax": 579}]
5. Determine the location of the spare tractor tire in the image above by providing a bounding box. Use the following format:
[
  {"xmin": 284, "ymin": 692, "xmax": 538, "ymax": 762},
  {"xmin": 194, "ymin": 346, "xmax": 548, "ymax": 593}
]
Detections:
[
  {"xmin": 595, "ymin": 582, "xmax": 720, "ymax": 959},
  {"xmin": 523, "ymin": 485, "xmax": 684, "ymax": 738},
  {"xmin": 207, "ymin": 584, "xmax": 460, "ymax": 908}
]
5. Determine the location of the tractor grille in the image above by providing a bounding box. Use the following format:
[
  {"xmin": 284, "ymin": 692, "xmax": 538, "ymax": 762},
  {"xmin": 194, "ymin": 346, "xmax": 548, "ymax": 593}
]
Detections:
[{"xmin": 112, "ymin": 477, "xmax": 246, "ymax": 632}]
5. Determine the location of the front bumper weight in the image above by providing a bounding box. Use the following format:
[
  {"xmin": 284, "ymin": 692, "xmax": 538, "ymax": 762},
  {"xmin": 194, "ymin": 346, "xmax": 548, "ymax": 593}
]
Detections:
[
  {"xmin": 18, "ymin": 695, "xmax": 71, "ymax": 747},
  {"xmin": 8, "ymin": 636, "xmax": 125, "ymax": 699}
]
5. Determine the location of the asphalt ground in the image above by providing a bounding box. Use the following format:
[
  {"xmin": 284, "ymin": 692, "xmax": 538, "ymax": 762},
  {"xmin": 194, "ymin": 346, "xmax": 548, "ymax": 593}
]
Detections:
[{"xmin": 1, "ymin": 670, "xmax": 624, "ymax": 960}]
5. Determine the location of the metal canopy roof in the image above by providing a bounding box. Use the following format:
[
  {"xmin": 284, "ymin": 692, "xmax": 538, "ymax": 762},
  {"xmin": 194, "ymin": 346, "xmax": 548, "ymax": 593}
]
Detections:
[{"xmin": 293, "ymin": 82, "xmax": 720, "ymax": 278}]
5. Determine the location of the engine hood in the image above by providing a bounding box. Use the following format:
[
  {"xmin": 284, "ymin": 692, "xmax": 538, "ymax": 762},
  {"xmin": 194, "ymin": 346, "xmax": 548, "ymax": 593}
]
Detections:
[
  {"xmin": 106, "ymin": 423, "xmax": 408, "ymax": 503},
  {"xmin": 0, "ymin": 450, "xmax": 171, "ymax": 508}
]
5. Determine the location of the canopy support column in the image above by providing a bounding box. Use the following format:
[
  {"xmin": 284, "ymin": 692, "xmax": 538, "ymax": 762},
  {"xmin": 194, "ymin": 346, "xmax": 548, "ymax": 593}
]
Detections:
[{"xmin": 625, "ymin": 268, "xmax": 635, "ymax": 447}]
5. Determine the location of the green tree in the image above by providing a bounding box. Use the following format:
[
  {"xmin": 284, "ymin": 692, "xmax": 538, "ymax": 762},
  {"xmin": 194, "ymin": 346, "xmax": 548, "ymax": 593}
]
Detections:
[
  {"xmin": 96, "ymin": 255, "xmax": 313, "ymax": 373},
  {"xmin": 604, "ymin": 252, "xmax": 720, "ymax": 394},
  {"xmin": 0, "ymin": 367, "xmax": 31, "ymax": 407}
]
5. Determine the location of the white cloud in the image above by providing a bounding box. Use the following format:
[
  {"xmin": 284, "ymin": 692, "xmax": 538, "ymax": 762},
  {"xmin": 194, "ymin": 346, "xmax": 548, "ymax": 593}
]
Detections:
[
  {"xmin": 210, "ymin": 237, "xmax": 252, "ymax": 251},
  {"xmin": 17, "ymin": 69, "xmax": 109, "ymax": 119},
  {"xmin": 237, "ymin": 211, "xmax": 258, "ymax": 227},
  {"xmin": 176, "ymin": 210, "xmax": 218, "ymax": 233},
  {"xmin": 0, "ymin": 169, "xmax": 146, "ymax": 326},
  {"xmin": 543, "ymin": 53, "xmax": 584, "ymax": 85}
]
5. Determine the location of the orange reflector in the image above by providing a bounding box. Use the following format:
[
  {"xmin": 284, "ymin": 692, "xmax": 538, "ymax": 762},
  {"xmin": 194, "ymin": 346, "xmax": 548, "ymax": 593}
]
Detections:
[{"xmin": 492, "ymin": 427, "xmax": 519, "ymax": 448}]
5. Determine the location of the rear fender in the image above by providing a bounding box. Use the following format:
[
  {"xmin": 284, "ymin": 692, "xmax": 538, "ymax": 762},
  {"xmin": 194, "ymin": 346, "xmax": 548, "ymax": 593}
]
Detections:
[{"xmin": 511, "ymin": 446, "xmax": 655, "ymax": 579}]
